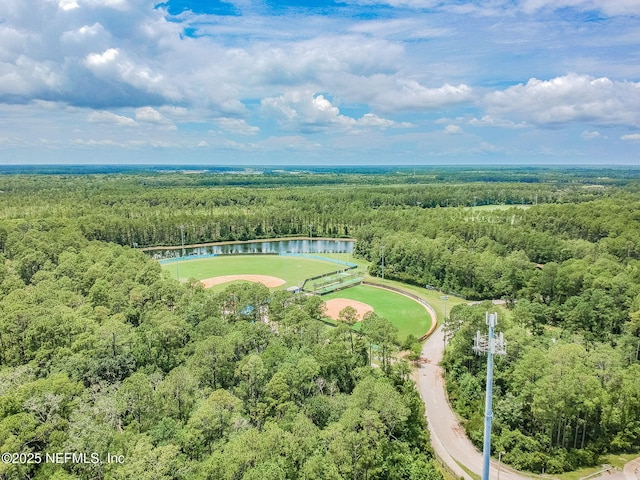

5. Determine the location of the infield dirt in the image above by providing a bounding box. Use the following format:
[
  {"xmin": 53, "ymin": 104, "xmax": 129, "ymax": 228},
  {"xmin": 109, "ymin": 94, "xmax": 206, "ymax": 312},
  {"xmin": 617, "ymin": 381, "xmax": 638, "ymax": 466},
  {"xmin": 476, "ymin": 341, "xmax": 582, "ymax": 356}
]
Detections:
[{"xmin": 324, "ymin": 298, "xmax": 373, "ymax": 321}]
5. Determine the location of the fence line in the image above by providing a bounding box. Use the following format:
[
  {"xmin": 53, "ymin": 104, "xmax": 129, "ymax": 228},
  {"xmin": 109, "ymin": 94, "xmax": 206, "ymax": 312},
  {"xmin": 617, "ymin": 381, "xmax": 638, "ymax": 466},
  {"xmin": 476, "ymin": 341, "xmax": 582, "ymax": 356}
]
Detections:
[{"xmin": 279, "ymin": 252, "xmax": 358, "ymax": 268}]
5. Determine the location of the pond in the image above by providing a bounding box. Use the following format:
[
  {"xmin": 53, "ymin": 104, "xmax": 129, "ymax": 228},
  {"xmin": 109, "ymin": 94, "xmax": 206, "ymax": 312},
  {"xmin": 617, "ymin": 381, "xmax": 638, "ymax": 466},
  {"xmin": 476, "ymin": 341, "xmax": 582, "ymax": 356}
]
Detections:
[{"xmin": 145, "ymin": 238, "xmax": 354, "ymax": 260}]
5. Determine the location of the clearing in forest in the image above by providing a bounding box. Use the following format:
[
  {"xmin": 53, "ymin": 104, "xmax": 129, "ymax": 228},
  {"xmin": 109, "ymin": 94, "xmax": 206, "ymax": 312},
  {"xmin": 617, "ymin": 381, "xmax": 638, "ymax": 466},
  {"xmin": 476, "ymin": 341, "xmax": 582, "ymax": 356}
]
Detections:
[{"xmin": 162, "ymin": 254, "xmax": 343, "ymax": 289}]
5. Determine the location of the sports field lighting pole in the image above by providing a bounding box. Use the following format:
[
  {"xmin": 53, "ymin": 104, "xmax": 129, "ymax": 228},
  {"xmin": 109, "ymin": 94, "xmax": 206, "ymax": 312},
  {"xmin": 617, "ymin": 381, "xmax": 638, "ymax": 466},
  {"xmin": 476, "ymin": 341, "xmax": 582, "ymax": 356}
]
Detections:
[
  {"xmin": 380, "ymin": 245, "xmax": 385, "ymax": 281},
  {"xmin": 497, "ymin": 451, "xmax": 506, "ymax": 480},
  {"xmin": 180, "ymin": 225, "xmax": 185, "ymax": 257},
  {"xmin": 473, "ymin": 312, "xmax": 507, "ymax": 480},
  {"xmin": 441, "ymin": 295, "xmax": 449, "ymax": 348},
  {"xmin": 441, "ymin": 295, "xmax": 448, "ymax": 321}
]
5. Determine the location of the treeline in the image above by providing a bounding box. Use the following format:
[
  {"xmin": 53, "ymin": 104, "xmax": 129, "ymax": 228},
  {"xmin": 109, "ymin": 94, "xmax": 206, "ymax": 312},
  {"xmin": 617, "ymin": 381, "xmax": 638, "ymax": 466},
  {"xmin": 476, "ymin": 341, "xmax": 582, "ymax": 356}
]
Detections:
[
  {"xmin": 355, "ymin": 197, "xmax": 640, "ymax": 301},
  {"xmin": 0, "ymin": 219, "xmax": 437, "ymax": 479},
  {"xmin": 0, "ymin": 173, "xmax": 622, "ymax": 249}
]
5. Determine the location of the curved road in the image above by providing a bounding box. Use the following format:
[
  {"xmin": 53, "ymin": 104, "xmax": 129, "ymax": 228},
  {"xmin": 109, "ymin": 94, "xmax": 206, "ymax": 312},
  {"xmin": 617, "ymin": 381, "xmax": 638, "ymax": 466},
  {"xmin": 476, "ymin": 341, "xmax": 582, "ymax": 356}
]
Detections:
[
  {"xmin": 417, "ymin": 324, "xmax": 530, "ymax": 480},
  {"xmin": 416, "ymin": 322, "xmax": 640, "ymax": 480}
]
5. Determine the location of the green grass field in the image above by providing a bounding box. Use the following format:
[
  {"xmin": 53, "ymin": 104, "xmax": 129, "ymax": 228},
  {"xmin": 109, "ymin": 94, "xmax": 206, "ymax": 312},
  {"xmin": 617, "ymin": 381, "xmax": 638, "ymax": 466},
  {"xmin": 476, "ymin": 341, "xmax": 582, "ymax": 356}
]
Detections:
[
  {"xmin": 363, "ymin": 275, "xmax": 466, "ymax": 326},
  {"xmin": 162, "ymin": 254, "xmax": 456, "ymax": 341},
  {"xmin": 323, "ymin": 284, "xmax": 432, "ymax": 341},
  {"xmin": 163, "ymin": 254, "xmax": 342, "ymax": 289}
]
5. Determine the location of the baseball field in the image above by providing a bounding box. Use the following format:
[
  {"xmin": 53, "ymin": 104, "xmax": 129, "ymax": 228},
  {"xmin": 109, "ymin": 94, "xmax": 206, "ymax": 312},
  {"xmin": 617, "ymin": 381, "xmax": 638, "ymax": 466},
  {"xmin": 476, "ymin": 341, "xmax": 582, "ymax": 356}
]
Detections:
[
  {"xmin": 162, "ymin": 254, "xmax": 341, "ymax": 290},
  {"xmin": 322, "ymin": 284, "xmax": 432, "ymax": 341},
  {"xmin": 162, "ymin": 254, "xmax": 432, "ymax": 340}
]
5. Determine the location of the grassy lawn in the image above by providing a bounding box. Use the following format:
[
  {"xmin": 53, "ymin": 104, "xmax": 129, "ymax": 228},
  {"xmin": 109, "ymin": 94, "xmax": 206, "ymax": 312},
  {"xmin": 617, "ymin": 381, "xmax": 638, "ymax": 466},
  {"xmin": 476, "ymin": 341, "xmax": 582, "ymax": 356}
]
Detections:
[
  {"xmin": 323, "ymin": 284, "xmax": 432, "ymax": 341},
  {"xmin": 317, "ymin": 252, "xmax": 368, "ymax": 266},
  {"xmin": 162, "ymin": 255, "xmax": 341, "ymax": 288},
  {"xmin": 363, "ymin": 275, "xmax": 467, "ymax": 326}
]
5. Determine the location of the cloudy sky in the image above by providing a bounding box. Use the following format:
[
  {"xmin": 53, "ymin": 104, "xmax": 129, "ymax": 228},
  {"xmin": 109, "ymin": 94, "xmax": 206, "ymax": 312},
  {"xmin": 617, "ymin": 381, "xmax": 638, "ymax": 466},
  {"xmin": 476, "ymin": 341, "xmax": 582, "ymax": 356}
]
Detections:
[{"xmin": 0, "ymin": 0, "xmax": 639, "ymax": 165}]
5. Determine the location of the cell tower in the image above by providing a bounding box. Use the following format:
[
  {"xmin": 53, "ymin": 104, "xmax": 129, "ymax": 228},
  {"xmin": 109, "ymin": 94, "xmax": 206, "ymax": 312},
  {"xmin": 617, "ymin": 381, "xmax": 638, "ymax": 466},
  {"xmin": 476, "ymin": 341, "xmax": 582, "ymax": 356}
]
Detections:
[{"xmin": 473, "ymin": 312, "xmax": 507, "ymax": 480}]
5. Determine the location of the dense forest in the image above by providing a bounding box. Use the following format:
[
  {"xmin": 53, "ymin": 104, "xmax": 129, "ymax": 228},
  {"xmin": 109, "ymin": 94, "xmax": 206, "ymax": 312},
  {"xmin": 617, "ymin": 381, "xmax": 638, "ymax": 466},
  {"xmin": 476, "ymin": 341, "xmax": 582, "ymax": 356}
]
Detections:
[
  {"xmin": 0, "ymin": 228, "xmax": 434, "ymax": 479},
  {"xmin": 0, "ymin": 167, "xmax": 639, "ymax": 477}
]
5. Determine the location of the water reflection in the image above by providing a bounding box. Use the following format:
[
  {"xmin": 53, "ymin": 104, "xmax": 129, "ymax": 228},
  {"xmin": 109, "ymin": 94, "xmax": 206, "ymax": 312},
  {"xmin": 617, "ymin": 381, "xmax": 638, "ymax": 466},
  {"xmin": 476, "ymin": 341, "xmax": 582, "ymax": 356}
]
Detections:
[{"xmin": 148, "ymin": 239, "xmax": 354, "ymax": 260}]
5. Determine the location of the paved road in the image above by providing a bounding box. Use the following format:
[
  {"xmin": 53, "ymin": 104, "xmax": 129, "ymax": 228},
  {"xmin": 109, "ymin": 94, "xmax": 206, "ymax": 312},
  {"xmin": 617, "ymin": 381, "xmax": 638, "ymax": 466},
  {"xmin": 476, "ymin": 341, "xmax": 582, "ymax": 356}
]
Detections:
[
  {"xmin": 624, "ymin": 456, "xmax": 640, "ymax": 480},
  {"xmin": 416, "ymin": 323, "xmax": 640, "ymax": 480},
  {"xmin": 417, "ymin": 324, "xmax": 531, "ymax": 480}
]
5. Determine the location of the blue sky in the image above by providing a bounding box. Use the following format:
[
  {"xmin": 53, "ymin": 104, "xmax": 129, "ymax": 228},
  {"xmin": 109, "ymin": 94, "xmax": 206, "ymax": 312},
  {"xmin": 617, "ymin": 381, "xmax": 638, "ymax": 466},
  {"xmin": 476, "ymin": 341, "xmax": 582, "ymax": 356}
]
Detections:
[{"xmin": 0, "ymin": 0, "xmax": 639, "ymax": 165}]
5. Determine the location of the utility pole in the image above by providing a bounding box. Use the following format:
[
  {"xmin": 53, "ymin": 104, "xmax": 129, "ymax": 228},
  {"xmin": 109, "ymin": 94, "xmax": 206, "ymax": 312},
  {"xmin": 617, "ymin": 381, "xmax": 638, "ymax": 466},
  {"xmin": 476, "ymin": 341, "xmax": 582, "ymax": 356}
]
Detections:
[
  {"xmin": 180, "ymin": 225, "xmax": 185, "ymax": 257},
  {"xmin": 441, "ymin": 295, "xmax": 448, "ymax": 321},
  {"xmin": 309, "ymin": 224, "xmax": 313, "ymax": 254},
  {"xmin": 177, "ymin": 225, "xmax": 185, "ymax": 282},
  {"xmin": 473, "ymin": 312, "xmax": 507, "ymax": 480},
  {"xmin": 381, "ymin": 245, "xmax": 385, "ymax": 281}
]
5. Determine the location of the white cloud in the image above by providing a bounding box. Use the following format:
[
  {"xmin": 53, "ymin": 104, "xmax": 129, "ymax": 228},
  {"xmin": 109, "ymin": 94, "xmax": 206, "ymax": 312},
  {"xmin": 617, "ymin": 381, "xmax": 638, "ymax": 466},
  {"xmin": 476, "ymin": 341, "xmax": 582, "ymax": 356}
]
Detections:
[
  {"xmin": 343, "ymin": 0, "xmax": 441, "ymax": 7},
  {"xmin": 621, "ymin": 133, "xmax": 640, "ymax": 141},
  {"xmin": 368, "ymin": 79, "xmax": 473, "ymax": 112},
  {"xmin": 344, "ymin": 0, "xmax": 640, "ymax": 16},
  {"xmin": 81, "ymin": 0, "xmax": 130, "ymax": 11},
  {"xmin": 443, "ymin": 124, "xmax": 463, "ymax": 134},
  {"xmin": 262, "ymin": 91, "xmax": 352, "ymax": 131},
  {"xmin": 83, "ymin": 47, "xmax": 178, "ymax": 103},
  {"xmin": 61, "ymin": 23, "xmax": 108, "ymax": 45},
  {"xmin": 0, "ymin": 55, "xmax": 61, "ymax": 96},
  {"xmin": 357, "ymin": 113, "xmax": 412, "ymax": 128},
  {"xmin": 135, "ymin": 106, "xmax": 163, "ymax": 123},
  {"xmin": 485, "ymin": 74, "xmax": 640, "ymax": 127},
  {"xmin": 581, "ymin": 130, "xmax": 600, "ymax": 139},
  {"xmin": 214, "ymin": 118, "xmax": 260, "ymax": 136},
  {"xmin": 349, "ymin": 18, "xmax": 449, "ymax": 40},
  {"xmin": 519, "ymin": 0, "xmax": 640, "ymax": 16},
  {"xmin": 85, "ymin": 48, "xmax": 119, "ymax": 67},
  {"xmin": 467, "ymin": 115, "xmax": 528, "ymax": 129},
  {"xmin": 261, "ymin": 90, "xmax": 409, "ymax": 132},
  {"xmin": 0, "ymin": 0, "xmax": 639, "ymax": 164},
  {"xmin": 160, "ymin": 106, "xmax": 189, "ymax": 118},
  {"xmin": 87, "ymin": 110, "xmax": 137, "ymax": 126},
  {"xmin": 58, "ymin": 0, "xmax": 79, "ymax": 11},
  {"xmin": 72, "ymin": 138, "xmax": 123, "ymax": 147},
  {"xmin": 134, "ymin": 106, "xmax": 177, "ymax": 130}
]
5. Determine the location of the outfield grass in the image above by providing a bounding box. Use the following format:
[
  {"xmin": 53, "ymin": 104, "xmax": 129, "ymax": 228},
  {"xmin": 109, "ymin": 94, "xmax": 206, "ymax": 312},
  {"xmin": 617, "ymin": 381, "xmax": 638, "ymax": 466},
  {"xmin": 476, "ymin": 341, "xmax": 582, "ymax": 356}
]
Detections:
[
  {"xmin": 323, "ymin": 284, "xmax": 432, "ymax": 341},
  {"xmin": 363, "ymin": 275, "xmax": 466, "ymax": 326},
  {"xmin": 163, "ymin": 254, "xmax": 341, "ymax": 288},
  {"xmin": 318, "ymin": 252, "xmax": 368, "ymax": 266}
]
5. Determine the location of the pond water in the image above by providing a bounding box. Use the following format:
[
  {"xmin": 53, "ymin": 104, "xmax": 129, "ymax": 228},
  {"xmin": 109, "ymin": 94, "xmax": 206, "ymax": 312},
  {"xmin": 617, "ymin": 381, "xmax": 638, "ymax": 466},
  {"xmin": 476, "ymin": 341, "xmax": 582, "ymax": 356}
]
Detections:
[{"xmin": 147, "ymin": 238, "xmax": 354, "ymax": 260}]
